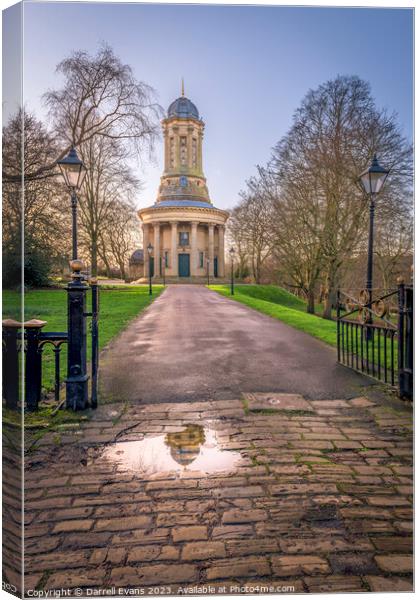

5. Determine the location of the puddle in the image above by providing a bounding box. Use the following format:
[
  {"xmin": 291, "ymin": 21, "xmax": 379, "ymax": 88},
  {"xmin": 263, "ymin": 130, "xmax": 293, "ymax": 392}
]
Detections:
[{"xmin": 102, "ymin": 424, "xmax": 242, "ymax": 474}]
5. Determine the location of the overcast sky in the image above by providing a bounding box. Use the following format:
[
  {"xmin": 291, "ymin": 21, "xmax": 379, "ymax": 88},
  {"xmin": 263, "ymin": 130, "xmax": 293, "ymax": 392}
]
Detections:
[{"xmin": 6, "ymin": 2, "xmax": 414, "ymax": 211}]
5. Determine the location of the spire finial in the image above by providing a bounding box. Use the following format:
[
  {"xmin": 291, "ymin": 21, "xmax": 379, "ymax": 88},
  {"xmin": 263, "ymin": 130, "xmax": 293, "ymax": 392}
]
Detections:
[{"xmin": 181, "ymin": 77, "xmax": 185, "ymax": 97}]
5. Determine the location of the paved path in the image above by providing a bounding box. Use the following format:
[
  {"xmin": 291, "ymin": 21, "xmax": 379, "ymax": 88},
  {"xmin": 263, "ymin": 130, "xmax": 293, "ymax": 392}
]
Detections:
[
  {"xmin": 100, "ymin": 285, "xmax": 371, "ymax": 404},
  {"xmin": 14, "ymin": 393, "xmax": 412, "ymax": 594}
]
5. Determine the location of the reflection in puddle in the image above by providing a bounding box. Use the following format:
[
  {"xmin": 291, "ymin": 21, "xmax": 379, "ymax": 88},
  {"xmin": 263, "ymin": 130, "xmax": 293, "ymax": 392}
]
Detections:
[{"xmin": 103, "ymin": 424, "xmax": 241, "ymax": 474}]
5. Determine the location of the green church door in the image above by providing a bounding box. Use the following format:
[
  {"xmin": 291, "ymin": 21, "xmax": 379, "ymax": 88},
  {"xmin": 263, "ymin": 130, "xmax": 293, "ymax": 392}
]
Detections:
[
  {"xmin": 149, "ymin": 258, "xmax": 154, "ymax": 278},
  {"xmin": 214, "ymin": 257, "xmax": 218, "ymax": 278},
  {"xmin": 178, "ymin": 254, "xmax": 190, "ymax": 277}
]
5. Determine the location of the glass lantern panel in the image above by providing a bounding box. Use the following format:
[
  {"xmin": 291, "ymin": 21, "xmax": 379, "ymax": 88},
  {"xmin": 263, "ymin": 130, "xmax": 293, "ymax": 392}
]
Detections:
[
  {"xmin": 66, "ymin": 164, "xmax": 82, "ymax": 188},
  {"xmin": 370, "ymin": 172, "xmax": 387, "ymax": 194},
  {"xmin": 360, "ymin": 172, "xmax": 372, "ymax": 194}
]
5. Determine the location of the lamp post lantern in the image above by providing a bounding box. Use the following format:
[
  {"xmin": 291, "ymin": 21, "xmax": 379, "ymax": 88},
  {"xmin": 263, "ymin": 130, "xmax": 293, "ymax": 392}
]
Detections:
[
  {"xmin": 57, "ymin": 146, "xmax": 88, "ymax": 410},
  {"xmin": 57, "ymin": 147, "xmax": 87, "ymax": 260},
  {"xmin": 229, "ymin": 247, "xmax": 235, "ymax": 295},
  {"xmin": 359, "ymin": 154, "xmax": 390, "ymax": 333},
  {"xmin": 147, "ymin": 243, "xmax": 153, "ymax": 295}
]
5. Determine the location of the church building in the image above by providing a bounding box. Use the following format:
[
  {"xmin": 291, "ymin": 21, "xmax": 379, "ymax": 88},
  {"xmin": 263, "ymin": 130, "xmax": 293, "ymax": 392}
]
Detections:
[{"xmin": 138, "ymin": 86, "xmax": 229, "ymax": 281}]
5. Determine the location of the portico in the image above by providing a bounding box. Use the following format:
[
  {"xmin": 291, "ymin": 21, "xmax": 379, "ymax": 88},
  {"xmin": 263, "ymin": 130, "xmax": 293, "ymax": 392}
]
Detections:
[
  {"xmin": 138, "ymin": 88, "xmax": 229, "ymax": 281},
  {"xmin": 140, "ymin": 219, "xmax": 226, "ymax": 280}
]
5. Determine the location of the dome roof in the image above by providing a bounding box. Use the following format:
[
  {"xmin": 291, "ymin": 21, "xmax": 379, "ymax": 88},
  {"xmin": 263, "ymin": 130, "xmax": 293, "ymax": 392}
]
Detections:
[
  {"xmin": 168, "ymin": 96, "xmax": 199, "ymax": 119},
  {"xmin": 129, "ymin": 249, "xmax": 144, "ymax": 264}
]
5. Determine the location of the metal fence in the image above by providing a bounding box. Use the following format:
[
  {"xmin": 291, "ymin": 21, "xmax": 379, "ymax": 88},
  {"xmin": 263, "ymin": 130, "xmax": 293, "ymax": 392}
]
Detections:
[
  {"xmin": 2, "ymin": 280, "xmax": 99, "ymax": 412},
  {"xmin": 337, "ymin": 284, "xmax": 413, "ymax": 400}
]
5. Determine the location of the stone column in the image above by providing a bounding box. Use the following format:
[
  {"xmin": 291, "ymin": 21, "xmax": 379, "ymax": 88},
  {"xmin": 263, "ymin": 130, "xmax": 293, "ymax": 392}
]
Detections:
[
  {"xmin": 218, "ymin": 225, "xmax": 225, "ymax": 278},
  {"xmin": 171, "ymin": 221, "xmax": 178, "ymax": 277},
  {"xmin": 143, "ymin": 224, "xmax": 149, "ymax": 278},
  {"xmin": 153, "ymin": 222, "xmax": 160, "ymax": 279},
  {"xmin": 208, "ymin": 224, "xmax": 215, "ymax": 277},
  {"xmin": 191, "ymin": 222, "xmax": 198, "ymax": 276}
]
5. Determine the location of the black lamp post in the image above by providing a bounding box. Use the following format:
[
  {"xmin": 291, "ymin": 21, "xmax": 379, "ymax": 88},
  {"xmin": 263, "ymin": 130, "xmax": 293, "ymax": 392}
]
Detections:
[
  {"xmin": 161, "ymin": 255, "xmax": 166, "ymax": 285},
  {"xmin": 57, "ymin": 147, "xmax": 87, "ymax": 260},
  {"xmin": 206, "ymin": 258, "xmax": 210, "ymax": 286},
  {"xmin": 359, "ymin": 154, "xmax": 390, "ymax": 331},
  {"xmin": 147, "ymin": 242, "xmax": 153, "ymax": 295},
  {"xmin": 229, "ymin": 247, "xmax": 235, "ymax": 295},
  {"xmin": 57, "ymin": 146, "xmax": 89, "ymax": 410}
]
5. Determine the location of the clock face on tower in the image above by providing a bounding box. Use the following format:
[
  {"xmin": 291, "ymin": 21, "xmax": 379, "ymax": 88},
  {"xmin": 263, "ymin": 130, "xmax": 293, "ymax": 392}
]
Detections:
[{"xmin": 179, "ymin": 176, "xmax": 188, "ymax": 187}]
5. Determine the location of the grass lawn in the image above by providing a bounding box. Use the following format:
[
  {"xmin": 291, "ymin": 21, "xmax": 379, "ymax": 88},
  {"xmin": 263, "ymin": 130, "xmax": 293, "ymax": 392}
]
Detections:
[{"xmin": 2, "ymin": 285, "xmax": 164, "ymax": 393}]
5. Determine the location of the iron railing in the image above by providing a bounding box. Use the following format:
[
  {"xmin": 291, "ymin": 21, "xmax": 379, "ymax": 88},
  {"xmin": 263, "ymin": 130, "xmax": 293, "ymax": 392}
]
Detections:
[
  {"xmin": 337, "ymin": 284, "xmax": 413, "ymax": 399},
  {"xmin": 2, "ymin": 279, "xmax": 99, "ymax": 412}
]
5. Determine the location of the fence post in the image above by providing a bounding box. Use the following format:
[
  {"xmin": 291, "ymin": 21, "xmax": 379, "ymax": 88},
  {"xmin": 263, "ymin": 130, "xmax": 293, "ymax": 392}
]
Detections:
[
  {"xmin": 405, "ymin": 286, "xmax": 413, "ymax": 397},
  {"xmin": 90, "ymin": 278, "xmax": 99, "ymax": 409},
  {"xmin": 336, "ymin": 290, "xmax": 341, "ymax": 363},
  {"xmin": 397, "ymin": 280, "xmax": 405, "ymax": 397},
  {"xmin": 24, "ymin": 320, "xmax": 47, "ymax": 412},
  {"xmin": 2, "ymin": 320, "xmax": 21, "ymax": 410},
  {"xmin": 397, "ymin": 280, "xmax": 413, "ymax": 399},
  {"xmin": 66, "ymin": 260, "xmax": 89, "ymax": 410}
]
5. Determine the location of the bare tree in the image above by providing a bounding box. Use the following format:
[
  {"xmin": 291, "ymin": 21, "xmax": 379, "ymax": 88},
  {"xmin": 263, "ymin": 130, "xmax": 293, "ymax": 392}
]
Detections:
[
  {"xmin": 234, "ymin": 172, "xmax": 277, "ymax": 283},
  {"xmin": 3, "ymin": 45, "xmax": 162, "ymax": 184},
  {"xmin": 98, "ymin": 202, "xmax": 140, "ymax": 280},
  {"xmin": 374, "ymin": 210, "xmax": 413, "ymax": 289},
  {"xmin": 271, "ymin": 174, "xmax": 325, "ymax": 313},
  {"xmin": 78, "ymin": 135, "xmax": 140, "ymax": 276},
  {"xmin": 228, "ymin": 206, "xmax": 250, "ymax": 279},
  {"xmin": 2, "ymin": 109, "xmax": 71, "ymax": 286},
  {"xmin": 271, "ymin": 75, "xmax": 412, "ymax": 317}
]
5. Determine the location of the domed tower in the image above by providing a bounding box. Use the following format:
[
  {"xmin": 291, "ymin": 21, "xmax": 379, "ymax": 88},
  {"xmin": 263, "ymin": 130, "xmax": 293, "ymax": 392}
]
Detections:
[{"xmin": 139, "ymin": 85, "xmax": 229, "ymax": 282}]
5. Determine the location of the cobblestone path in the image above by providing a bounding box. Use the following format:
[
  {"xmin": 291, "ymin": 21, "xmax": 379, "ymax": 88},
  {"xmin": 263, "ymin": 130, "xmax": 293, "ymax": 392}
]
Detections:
[{"xmin": 10, "ymin": 393, "xmax": 412, "ymax": 595}]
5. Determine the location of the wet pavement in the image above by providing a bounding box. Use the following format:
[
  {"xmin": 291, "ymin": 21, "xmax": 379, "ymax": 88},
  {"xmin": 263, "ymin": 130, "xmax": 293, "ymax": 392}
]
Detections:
[
  {"xmin": 99, "ymin": 285, "xmax": 372, "ymax": 404},
  {"xmin": 13, "ymin": 393, "xmax": 413, "ymax": 595}
]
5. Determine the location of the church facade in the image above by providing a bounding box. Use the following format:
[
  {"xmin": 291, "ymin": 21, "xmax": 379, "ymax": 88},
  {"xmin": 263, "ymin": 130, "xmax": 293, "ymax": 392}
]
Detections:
[{"xmin": 138, "ymin": 89, "xmax": 229, "ymax": 281}]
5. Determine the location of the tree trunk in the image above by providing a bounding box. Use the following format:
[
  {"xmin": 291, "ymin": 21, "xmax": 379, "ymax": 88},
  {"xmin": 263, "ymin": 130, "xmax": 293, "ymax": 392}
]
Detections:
[
  {"xmin": 255, "ymin": 255, "xmax": 261, "ymax": 284},
  {"xmin": 91, "ymin": 234, "xmax": 98, "ymax": 277},
  {"xmin": 322, "ymin": 263, "xmax": 339, "ymax": 320},
  {"xmin": 323, "ymin": 288, "xmax": 335, "ymax": 320},
  {"xmin": 307, "ymin": 289, "xmax": 315, "ymax": 314}
]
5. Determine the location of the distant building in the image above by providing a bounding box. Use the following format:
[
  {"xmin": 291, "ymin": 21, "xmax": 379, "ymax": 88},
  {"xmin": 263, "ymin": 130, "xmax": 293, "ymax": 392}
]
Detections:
[
  {"xmin": 138, "ymin": 85, "xmax": 229, "ymax": 281},
  {"xmin": 128, "ymin": 249, "xmax": 144, "ymax": 280}
]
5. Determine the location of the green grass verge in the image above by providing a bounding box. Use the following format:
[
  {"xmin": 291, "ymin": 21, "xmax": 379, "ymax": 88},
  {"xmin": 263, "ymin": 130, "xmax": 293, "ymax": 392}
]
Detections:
[{"xmin": 2, "ymin": 285, "xmax": 164, "ymax": 393}]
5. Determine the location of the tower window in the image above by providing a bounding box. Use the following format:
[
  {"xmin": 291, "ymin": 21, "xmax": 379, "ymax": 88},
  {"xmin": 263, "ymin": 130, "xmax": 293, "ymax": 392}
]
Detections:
[
  {"xmin": 179, "ymin": 232, "xmax": 189, "ymax": 246},
  {"xmin": 180, "ymin": 136, "xmax": 187, "ymax": 166},
  {"xmin": 169, "ymin": 137, "xmax": 175, "ymax": 167},
  {"xmin": 192, "ymin": 138, "xmax": 197, "ymax": 167}
]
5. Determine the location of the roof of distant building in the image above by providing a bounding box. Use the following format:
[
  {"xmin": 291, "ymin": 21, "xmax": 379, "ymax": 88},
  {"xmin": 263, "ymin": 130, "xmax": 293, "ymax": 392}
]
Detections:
[
  {"xmin": 153, "ymin": 200, "xmax": 213, "ymax": 209},
  {"xmin": 167, "ymin": 96, "xmax": 199, "ymax": 120},
  {"xmin": 129, "ymin": 249, "xmax": 144, "ymax": 264}
]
